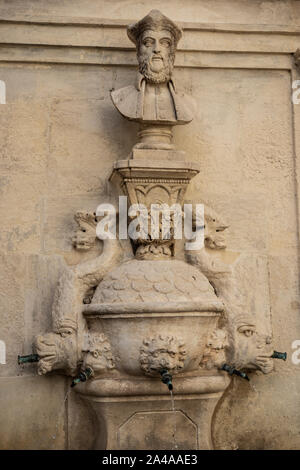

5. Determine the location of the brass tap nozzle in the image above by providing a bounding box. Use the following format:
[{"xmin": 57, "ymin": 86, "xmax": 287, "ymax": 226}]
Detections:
[
  {"xmin": 159, "ymin": 369, "xmax": 173, "ymax": 391},
  {"xmin": 18, "ymin": 354, "xmax": 40, "ymax": 364},
  {"xmin": 271, "ymin": 351, "xmax": 287, "ymax": 361},
  {"xmin": 71, "ymin": 367, "xmax": 94, "ymax": 388},
  {"xmin": 221, "ymin": 363, "xmax": 250, "ymax": 381}
]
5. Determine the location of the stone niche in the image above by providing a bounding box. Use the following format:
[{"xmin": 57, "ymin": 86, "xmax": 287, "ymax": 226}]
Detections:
[{"xmin": 0, "ymin": 0, "xmax": 300, "ymax": 451}]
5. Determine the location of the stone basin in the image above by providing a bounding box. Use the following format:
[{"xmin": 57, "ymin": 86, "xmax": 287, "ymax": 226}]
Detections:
[{"xmin": 83, "ymin": 260, "xmax": 224, "ymax": 377}]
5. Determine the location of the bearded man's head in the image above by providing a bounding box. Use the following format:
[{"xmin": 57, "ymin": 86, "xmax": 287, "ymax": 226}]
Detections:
[
  {"xmin": 127, "ymin": 10, "xmax": 182, "ymax": 84},
  {"xmin": 137, "ymin": 29, "xmax": 176, "ymax": 84}
]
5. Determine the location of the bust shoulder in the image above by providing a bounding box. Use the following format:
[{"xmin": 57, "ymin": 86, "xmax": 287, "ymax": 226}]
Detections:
[
  {"xmin": 171, "ymin": 88, "xmax": 196, "ymax": 124},
  {"xmin": 110, "ymin": 80, "xmax": 196, "ymax": 124},
  {"xmin": 110, "ymin": 85, "xmax": 141, "ymax": 121}
]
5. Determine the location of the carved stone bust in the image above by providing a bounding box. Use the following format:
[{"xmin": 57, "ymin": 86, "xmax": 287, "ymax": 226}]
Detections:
[{"xmin": 111, "ymin": 10, "xmax": 196, "ymax": 149}]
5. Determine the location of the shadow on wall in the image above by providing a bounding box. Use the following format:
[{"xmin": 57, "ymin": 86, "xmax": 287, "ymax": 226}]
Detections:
[{"xmin": 212, "ymin": 374, "xmax": 300, "ymax": 450}]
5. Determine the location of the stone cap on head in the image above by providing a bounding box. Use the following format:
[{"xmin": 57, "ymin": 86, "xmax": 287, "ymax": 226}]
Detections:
[{"xmin": 127, "ymin": 10, "xmax": 182, "ymax": 46}]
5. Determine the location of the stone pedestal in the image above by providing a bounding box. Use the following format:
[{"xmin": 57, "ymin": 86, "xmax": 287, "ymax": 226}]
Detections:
[
  {"xmin": 77, "ymin": 374, "xmax": 230, "ymax": 450},
  {"xmin": 109, "ymin": 153, "xmax": 200, "ymax": 258},
  {"xmin": 110, "ymin": 154, "xmax": 200, "ymax": 208}
]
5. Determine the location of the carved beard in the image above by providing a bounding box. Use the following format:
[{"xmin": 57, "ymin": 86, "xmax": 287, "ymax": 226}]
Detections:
[{"xmin": 138, "ymin": 49, "xmax": 175, "ymax": 84}]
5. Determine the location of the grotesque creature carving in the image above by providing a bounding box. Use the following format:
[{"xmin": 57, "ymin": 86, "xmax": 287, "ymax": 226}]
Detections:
[
  {"xmin": 185, "ymin": 203, "xmax": 230, "ymax": 277},
  {"xmin": 200, "ymin": 329, "xmax": 228, "ymax": 370},
  {"xmin": 227, "ymin": 315, "xmax": 274, "ymax": 374},
  {"xmin": 72, "ymin": 211, "xmax": 99, "ymax": 251},
  {"xmin": 186, "ymin": 203, "xmax": 274, "ymax": 375},
  {"xmin": 35, "ymin": 331, "xmax": 77, "ymax": 376},
  {"xmin": 202, "ymin": 206, "xmax": 229, "ymax": 251},
  {"xmin": 140, "ymin": 335, "xmax": 187, "ymax": 375},
  {"xmin": 82, "ymin": 332, "xmax": 115, "ymax": 373},
  {"xmin": 34, "ymin": 237, "xmax": 123, "ymax": 377}
]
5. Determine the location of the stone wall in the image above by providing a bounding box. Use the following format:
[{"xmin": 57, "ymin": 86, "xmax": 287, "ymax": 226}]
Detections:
[{"xmin": 0, "ymin": 0, "xmax": 300, "ymax": 449}]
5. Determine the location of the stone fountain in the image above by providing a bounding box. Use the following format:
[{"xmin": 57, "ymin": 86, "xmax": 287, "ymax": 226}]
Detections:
[{"xmin": 24, "ymin": 10, "xmax": 280, "ymax": 450}]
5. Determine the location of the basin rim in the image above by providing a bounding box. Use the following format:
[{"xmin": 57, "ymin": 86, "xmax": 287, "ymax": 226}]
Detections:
[{"xmin": 83, "ymin": 300, "xmax": 224, "ymax": 317}]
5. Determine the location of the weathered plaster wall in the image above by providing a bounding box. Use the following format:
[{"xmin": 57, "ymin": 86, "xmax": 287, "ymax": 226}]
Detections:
[{"xmin": 0, "ymin": 0, "xmax": 300, "ymax": 449}]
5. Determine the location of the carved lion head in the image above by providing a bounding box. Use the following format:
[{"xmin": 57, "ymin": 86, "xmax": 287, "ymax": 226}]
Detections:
[{"xmin": 140, "ymin": 335, "xmax": 187, "ymax": 375}]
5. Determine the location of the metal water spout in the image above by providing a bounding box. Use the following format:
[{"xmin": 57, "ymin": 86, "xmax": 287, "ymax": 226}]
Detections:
[
  {"xmin": 71, "ymin": 367, "xmax": 94, "ymax": 388},
  {"xmin": 271, "ymin": 351, "xmax": 287, "ymax": 361},
  {"xmin": 18, "ymin": 354, "xmax": 40, "ymax": 364},
  {"xmin": 221, "ymin": 363, "xmax": 250, "ymax": 381},
  {"xmin": 160, "ymin": 369, "xmax": 173, "ymax": 391}
]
